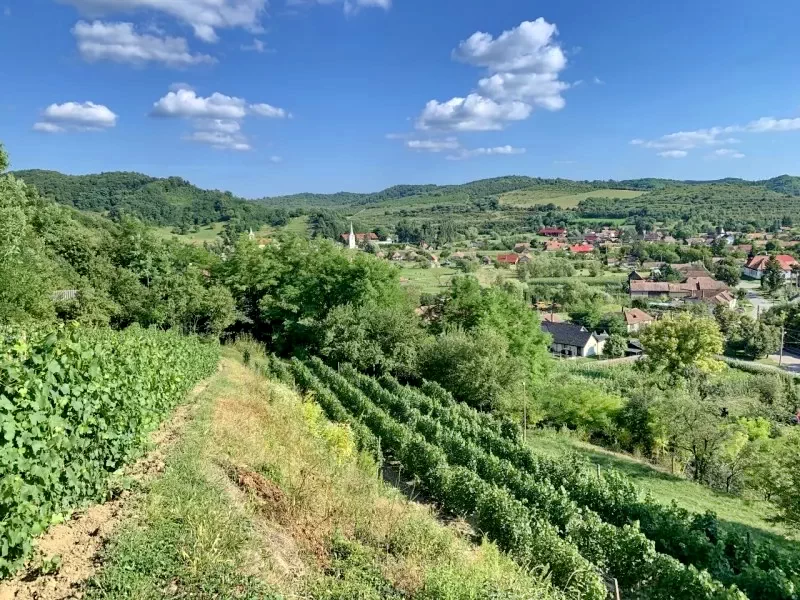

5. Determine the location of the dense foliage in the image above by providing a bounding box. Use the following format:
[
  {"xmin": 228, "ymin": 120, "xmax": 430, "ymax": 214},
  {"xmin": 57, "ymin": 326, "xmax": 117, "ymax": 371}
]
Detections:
[
  {"xmin": 0, "ymin": 326, "xmax": 218, "ymax": 576},
  {"xmin": 12, "ymin": 169, "xmax": 291, "ymax": 229}
]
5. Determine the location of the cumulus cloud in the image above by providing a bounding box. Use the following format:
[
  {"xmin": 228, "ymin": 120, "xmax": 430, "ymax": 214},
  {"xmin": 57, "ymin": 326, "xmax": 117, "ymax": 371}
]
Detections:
[
  {"xmin": 268, "ymin": 155, "xmax": 283, "ymax": 163},
  {"xmin": 250, "ymin": 103, "xmax": 290, "ymax": 118},
  {"xmin": 34, "ymin": 101, "xmax": 117, "ymax": 133},
  {"xmin": 415, "ymin": 18, "xmax": 569, "ymax": 132},
  {"xmin": 657, "ymin": 150, "xmax": 688, "ymax": 159},
  {"xmin": 151, "ymin": 88, "xmax": 289, "ymax": 150},
  {"xmin": 745, "ymin": 116, "xmax": 800, "ymax": 133},
  {"xmin": 169, "ymin": 82, "xmax": 195, "ymax": 92},
  {"xmin": 72, "ymin": 20, "xmax": 215, "ymax": 67},
  {"xmin": 151, "ymin": 89, "xmax": 248, "ymax": 119},
  {"xmin": 446, "ymin": 145, "xmax": 526, "ymax": 160},
  {"xmin": 416, "ymin": 94, "xmax": 531, "ymax": 132},
  {"xmin": 58, "ymin": 0, "xmax": 267, "ymax": 42}
]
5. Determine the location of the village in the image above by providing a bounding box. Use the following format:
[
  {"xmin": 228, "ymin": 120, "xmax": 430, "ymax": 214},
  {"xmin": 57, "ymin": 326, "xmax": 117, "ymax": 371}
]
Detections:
[{"xmin": 341, "ymin": 221, "xmax": 800, "ymax": 365}]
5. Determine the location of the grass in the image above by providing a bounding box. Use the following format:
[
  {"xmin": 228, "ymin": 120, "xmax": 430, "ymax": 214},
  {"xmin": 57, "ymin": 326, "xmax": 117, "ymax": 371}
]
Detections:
[
  {"xmin": 500, "ymin": 189, "xmax": 644, "ymax": 208},
  {"xmin": 88, "ymin": 348, "xmax": 559, "ymax": 600},
  {"xmin": 527, "ymin": 431, "xmax": 799, "ymax": 547}
]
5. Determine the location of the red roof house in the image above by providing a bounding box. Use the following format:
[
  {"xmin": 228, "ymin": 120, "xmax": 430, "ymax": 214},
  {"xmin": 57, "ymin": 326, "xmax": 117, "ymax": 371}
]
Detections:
[
  {"xmin": 340, "ymin": 232, "xmax": 379, "ymax": 243},
  {"xmin": 743, "ymin": 254, "xmax": 799, "ymax": 280},
  {"xmin": 496, "ymin": 253, "xmax": 520, "ymax": 265},
  {"xmin": 545, "ymin": 240, "xmax": 567, "ymax": 252},
  {"xmin": 569, "ymin": 243, "xmax": 595, "ymax": 254}
]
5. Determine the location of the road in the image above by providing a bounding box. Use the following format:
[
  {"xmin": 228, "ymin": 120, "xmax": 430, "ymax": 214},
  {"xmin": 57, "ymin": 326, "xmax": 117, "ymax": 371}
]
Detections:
[{"xmin": 737, "ymin": 280, "xmax": 774, "ymax": 319}]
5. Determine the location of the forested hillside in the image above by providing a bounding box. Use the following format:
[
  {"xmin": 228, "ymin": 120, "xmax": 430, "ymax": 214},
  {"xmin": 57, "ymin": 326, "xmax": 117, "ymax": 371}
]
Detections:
[{"xmin": 12, "ymin": 169, "xmax": 291, "ymax": 229}]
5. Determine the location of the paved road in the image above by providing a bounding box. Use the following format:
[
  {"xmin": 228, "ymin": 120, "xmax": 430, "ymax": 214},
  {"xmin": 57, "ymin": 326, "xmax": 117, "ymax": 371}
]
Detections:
[{"xmin": 737, "ymin": 281, "xmax": 774, "ymax": 319}]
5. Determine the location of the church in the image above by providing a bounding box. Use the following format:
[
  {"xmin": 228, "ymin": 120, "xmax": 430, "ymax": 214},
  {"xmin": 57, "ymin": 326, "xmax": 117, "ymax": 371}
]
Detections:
[{"xmin": 340, "ymin": 222, "xmax": 379, "ymax": 249}]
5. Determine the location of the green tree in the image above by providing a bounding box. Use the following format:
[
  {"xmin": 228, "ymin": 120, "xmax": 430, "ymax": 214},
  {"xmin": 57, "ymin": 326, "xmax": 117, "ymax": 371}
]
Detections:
[
  {"xmin": 640, "ymin": 312, "xmax": 724, "ymax": 376},
  {"xmin": 761, "ymin": 255, "xmax": 785, "ymax": 294},
  {"xmin": 603, "ymin": 334, "xmax": 628, "ymax": 358},
  {"xmin": 713, "ymin": 257, "xmax": 741, "ymax": 287}
]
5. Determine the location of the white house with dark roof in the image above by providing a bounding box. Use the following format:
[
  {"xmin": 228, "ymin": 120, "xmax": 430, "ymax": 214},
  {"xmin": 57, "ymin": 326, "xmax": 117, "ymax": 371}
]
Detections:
[{"xmin": 541, "ymin": 321, "xmax": 606, "ymax": 358}]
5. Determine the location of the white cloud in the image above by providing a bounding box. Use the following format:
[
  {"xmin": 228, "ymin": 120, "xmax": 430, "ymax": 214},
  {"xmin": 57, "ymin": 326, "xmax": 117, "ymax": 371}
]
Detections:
[
  {"xmin": 744, "ymin": 116, "xmax": 800, "ymax": 133},
  {"xmin": 416, "ymin": 94, "xmax": 531, "ymax": 132},
  {"xmin": 710, "ymin": 148, "xmax": 745, "ymax": 159},
  {"xmin": 632, "ymin": 112, "xmax": 800, "ymax": 157},
  {"xmin": 415, "ymin": 18, "xmax": 569, "ymax": 132},
  {"xmin": 593, "ymin": 76, "xmax": 604, "ymax": 85},
  {"xmin": 72, "ymin": 20, "xmax": 215, "ymax": 67},
  {"xmin": 250, "ymin": 103, "xmax": 290, "ymax": 118},
  {"xmin": 151, "ymin": 89, "xmax": 248, "ymax": 119},
  {"xmin": 151, "ymin": 88, "xmax": 289, "ymax": 150},
  {"xmin": 454, "ymin": 18, "xmax": 565, "ymax": 74},
  {"xmin": 268, "ymin": 155, "xmax": 283, "ymax": 163},
  {"xmin": 477, "ymin": 72, "xmax": 568, "ymax": 110},
  {"xmin": 184, "ymin": 130, "xmax": 251, "ymax": 151},
  {"xmin": 169, "ymin": 82, "xmax": 195, "ymax": 92},
  {"xmin": 34, "ymin": 101, "xmax": 117, "ymax": 132},
  {"xmin": 657, "ymin": 150, "xmax": 688, "ymax": 159},
  {"xmin": 286, "ymin": 0, "xmax": 390, "ymax": 14},
  {"xmin": 33, "ymin": 122, "xmax": 66, "ymax": 133},
  {"xmin": 241, "ymin": 38, "xmax": 266, "ymax": 52},
  {"xmin": 447, "ymin": 145, "xmax": 526, "ymax": 160},
  {"xmin": 58, "ymin": 0, "xmax": 267, "ymax": 42},
  {"xmin": 406, "ymin": 138, "xmax": 460, "ymax": 152}
]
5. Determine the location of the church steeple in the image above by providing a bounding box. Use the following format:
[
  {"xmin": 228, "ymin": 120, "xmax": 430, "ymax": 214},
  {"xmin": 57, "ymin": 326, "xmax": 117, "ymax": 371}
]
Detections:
[{"xmin": 348, "ymin": 221, "xmax": 356, "ymax": 249}]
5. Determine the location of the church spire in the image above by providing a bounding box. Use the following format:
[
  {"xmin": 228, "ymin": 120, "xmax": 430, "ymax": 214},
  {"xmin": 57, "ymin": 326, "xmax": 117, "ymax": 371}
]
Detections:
[{"xmin": 348, "ymin": 221, "xmax": 356, "ymax": 249}]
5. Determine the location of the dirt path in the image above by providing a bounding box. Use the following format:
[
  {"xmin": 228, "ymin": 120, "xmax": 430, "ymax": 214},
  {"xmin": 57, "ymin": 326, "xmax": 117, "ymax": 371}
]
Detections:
[{"xmin": 0, "ymin": 378, "xmax": 214, "ymax": 600}]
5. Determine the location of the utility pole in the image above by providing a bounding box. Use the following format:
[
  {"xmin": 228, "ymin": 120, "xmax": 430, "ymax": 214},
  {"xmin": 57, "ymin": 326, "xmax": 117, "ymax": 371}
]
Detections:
[{"xmin": 780, "ymin": 325, "xmax": 786, "ymax": 367}]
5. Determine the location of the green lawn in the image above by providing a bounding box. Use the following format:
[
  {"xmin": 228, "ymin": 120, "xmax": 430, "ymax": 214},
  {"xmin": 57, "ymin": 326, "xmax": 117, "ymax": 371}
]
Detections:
[
  {"xmin": 527, "ymin": 431, "xmax": 799, "ymax": 547},
  {"xmin": 500, "ymin": 189, "xmax": 644, "ymax": 208},
  {"xmin": 398, "ymin": 266, "xmax": 458, "ymax": 294}
]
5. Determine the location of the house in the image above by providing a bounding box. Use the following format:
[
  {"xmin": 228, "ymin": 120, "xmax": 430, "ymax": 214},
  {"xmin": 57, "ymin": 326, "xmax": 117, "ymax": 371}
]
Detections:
[
  {"xmin": 541, "ymin": 321, "xmax": 606, "ymax": 358},
  {"xmin": 514, "ymin": 242, "xmax": 532, "ymax": 253},
  {"xmin": 629, "ymin": 277, "xmax": 729, "ymax": 302},
  {"xmin": 518, "ymin": 253, "xmax": 533, "ymax": 264},
  {"xmin": 623, "ymin": 308, "xmax": 654, "ymax": 333},
  {"xmin": 496, "ymin": 253, "xmax": 520, "ymax": 266},
  {"xmin": 569, "ymin": 243, "xmax": 594, "ymax": 254},
  {"xmin": 628, "ymin": 270, "xmax": 646, "ymax": 282},
  {"xmin": 742, "ymin": 254, "xmax": 799, "ymax": 280},
  {"xmin": 539, "ymin": 227, "xmax": 566, "ymax": 237},
  {"xmin": 709, "ymin": 290, "xmax": 737, "ymax": 309},
  {"xmin": 673, "ymin": 263, "xmax": 712, "ymax": 279},
  {"xmin": 584, "ymin": 233, "xmax": 600, "ymax": 244},
  {"xmin": 545, "ymin": 240, "xmax": 567, "ymax": 252},
  {"xmin": 643, "ymin": 231, "xmax": 663, "ymax": 242}
]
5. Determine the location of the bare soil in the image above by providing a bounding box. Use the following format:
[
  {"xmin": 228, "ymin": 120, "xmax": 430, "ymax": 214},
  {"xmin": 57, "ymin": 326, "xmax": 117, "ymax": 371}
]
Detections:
[{"xmin": 0, "ymin": 380, "xmax": 211, "ymax": 600}]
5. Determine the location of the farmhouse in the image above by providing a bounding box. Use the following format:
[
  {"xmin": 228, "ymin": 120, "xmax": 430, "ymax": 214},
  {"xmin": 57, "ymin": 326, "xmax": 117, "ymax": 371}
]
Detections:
[
  {"xmin": 539, "ymin": 227, "xmax": 566, "ymax": 237},
  {"xmin": 569, "ymin": 243, "xmax": 594, "ymax": 254},
  {"xmin": 622, "ymin": 308, "xmax": 654, "ymax": 333},
  {"xmin": 514, "ymin": 242, "xmax": 532, "ymax": 253},
  {"xmin": 629, "ymin": 276, "xmax": 729, "ymax": 302},
  {"xmin": 545, "ymin": 240, "xmax": 566, "ymax": 252},
  {"xmin": 496, "ymin": 253, "xmax": 520, "ymax": 265},
  {"xmin": 541, "ymin": 321, "xmax": 606, "ymax": 358},
  {"xmin": 742, "ymin": 254, "xmax": 799, "ymax": 280}
]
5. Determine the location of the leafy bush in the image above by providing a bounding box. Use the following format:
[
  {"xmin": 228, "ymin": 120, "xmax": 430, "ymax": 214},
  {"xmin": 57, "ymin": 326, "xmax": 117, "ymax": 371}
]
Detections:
[{"xmin": 0, "ymin": 325, "xmax": 219, "ymax": 576}]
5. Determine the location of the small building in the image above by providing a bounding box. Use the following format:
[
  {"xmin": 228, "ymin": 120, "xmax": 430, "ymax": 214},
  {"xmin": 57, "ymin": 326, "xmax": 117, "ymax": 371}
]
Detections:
[
  {"xmin": 545, "ymin": 240, "xmax": 566, "ymax": 252},
  {"xmin": 709, "ymin": 290, "xmax": 737, "ymax": 309},
  {"xmin": 623, "ymin": 308, "xmax": 654, "ymax": 333},
  {"xmin": 541, "ymin": 321, "xmax": 606, "ymax": 358},
  {"xmin": 514, "ymin": 242, "xmax": 532, "ymax": 253},
  {"xmin": 584, "ymin": 233, "xmax": 600, "ymax": 244},
  {"xmin": 673, "ymin": 263, "xmax": 712, "ymax": 279},
  {"xmin": 742, "ymin": 254, "xmax": 799, "ymax": 280},
  {"xmin": 539, "ymin": 227, "xmax": 567, "ymax": 237},
  {"xmin": 569, "ymin": 243, "xmax": 594, "ymax": 254},
  {"xmin": 496, "ymin": 253, "xmax": 520, "ymax": 266},
  {"xmin": 628, "ymin": 270, "xmax": 646, "ymax": 282}
]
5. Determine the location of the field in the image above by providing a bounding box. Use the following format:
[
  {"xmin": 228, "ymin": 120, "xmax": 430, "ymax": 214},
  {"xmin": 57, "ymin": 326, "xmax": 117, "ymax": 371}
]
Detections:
[
  {"xmin": 500, "ymin": 188, "xmax": 644, "ymax": 208},
  {"xmin": 527, "ymin": 431, "xmax": 798, "ymax": 545}
]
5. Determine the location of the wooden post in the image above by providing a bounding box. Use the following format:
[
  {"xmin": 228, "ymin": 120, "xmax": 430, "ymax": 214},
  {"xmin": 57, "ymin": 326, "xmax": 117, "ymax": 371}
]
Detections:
[
  {"xmin": 596, "ymin": 463, "xmax": 601, "ymax": 479},
  {"xmin": 614, "ymin": 578, "xmax": 621, "ymax": 600},
  {"xmin": 780, "ymin": 326, "xmax": 785, "ymax": 367}
]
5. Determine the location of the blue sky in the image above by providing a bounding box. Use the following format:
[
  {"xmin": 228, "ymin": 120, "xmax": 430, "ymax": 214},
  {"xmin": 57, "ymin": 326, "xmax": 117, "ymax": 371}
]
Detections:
[{"xmin": 1, "ymin": 0, "xmax": 800, "ymax": 197}]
